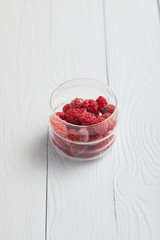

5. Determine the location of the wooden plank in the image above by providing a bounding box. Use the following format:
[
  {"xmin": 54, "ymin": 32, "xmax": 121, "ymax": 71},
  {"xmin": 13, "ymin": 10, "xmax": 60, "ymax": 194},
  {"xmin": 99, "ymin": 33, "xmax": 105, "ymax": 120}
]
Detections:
[
  {"xmin": 47, "ymin": 0, "xmax": 119, "ymax": 239},
  {"xmin": 0, "ymin": 0, "xmax": 50, "ymax": 239},
  {"xmin": 104, "ymin": 0, "xmax": 160, "ymax": 239}
]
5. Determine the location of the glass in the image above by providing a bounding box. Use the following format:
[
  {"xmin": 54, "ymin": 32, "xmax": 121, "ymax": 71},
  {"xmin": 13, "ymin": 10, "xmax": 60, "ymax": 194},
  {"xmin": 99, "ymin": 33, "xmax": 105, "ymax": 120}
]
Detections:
[{"xmin": 49, "ymin": 78, "xmax": 118, "ymax": 161}]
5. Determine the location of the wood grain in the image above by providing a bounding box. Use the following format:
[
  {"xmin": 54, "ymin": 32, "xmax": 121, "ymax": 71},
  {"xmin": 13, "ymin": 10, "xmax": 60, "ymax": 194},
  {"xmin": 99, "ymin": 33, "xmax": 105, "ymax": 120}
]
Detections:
[
  {"xmin": 47, "ymin": 0, "xmax": 160, "ymax": 240},
  {"xmin": 47, "ymin": 0, "xmax": 120, "ymax": 240},
  {"xmin": 104, "ymin": 0, "xmax": 160, "ymax": 239},
  {"xmin": 1, "ymin": 0, "xmax": 159, "ymax": 239},
  {"xmin": 47, "ymin": 0, "xmax": 119, "ymax": 239},
  {"xmin": 0, "ymin": 0, "xmax": 50, "ymax": 239}
]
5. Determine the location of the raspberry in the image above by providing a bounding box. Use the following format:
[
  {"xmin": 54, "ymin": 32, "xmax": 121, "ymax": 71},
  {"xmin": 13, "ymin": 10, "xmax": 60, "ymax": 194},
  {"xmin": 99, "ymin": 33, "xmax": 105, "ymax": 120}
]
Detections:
[
  {"xmin": 52, "ymin": 135, "xmax": 68, "ymax": 150},
  {"xmin": 108, "ymin": 118, "xmax": 116, "ymax": 131},
  {"xmin": 67, "ymin": 128, "xmax": 89, "ymax": 142},
  {"xmin": 79, "ymin": 112, "xmax": 96, "ymax": 126},
  {"xmin": 94, "ymin": 134, "xmax": 114, "ymax": 151},
  {"xmin": 82, "ymin": 99, "xmax": 99, "ymax": 116},
  {"xmin": 102, "ymin": 112, "xmax": 116, "ymax": 132},
  {"xmin": 102, "ymin": 104, "xmax": 115, "ymax": 114},
  {"xmin": 100, "ymin": 134, "xmax": 115, "ymax": 151},
  {"xmin": 93, "ymin": 117, "xmax": 108, "ymax": 135},
  {"xmin": 55, "ymin": 122, "xmax": 67, "ymax": 137},
  {"xmin": 63, "ymin": 104, "xmax": 70, "ymax": 113},
  {"xmin": 70, "ymin": 98, "xmax": 84, "ymax": 108},
  {"xmin": 69, "ymin": 145, "xmax": 88, "ymax": 157},
  {"xmin": 67, "ymin": 129, "xmax": 77, "ymax": 141},
  {"xmin": 62, "ymin": 149, "xmax": 74, "ymax": 157},
  {"xmin": 82, "ymin": 144, "xmax": 101, "ymax": 158},
  {"xmin": 80, "ymin": 151, "xmax": 100, "ymax": 158},
  {"xmin": 65, "ymin": 108, "xmax": 87, "ymax": 125},
  {"xmin": 93, "ymin": 139, "xmax": 108, "ymax": 151},
  {"xmin": 50, "ymin": 115, "xmax": 59, "ymax": 126},
  {"xmin": 56, "ymin": 112, "xmax": 65, "ymax": 120},
  {"xmin": 76, "ymin": 128, "xmax": 89, "ymax": 142},
  {"xmin": 50, "ymin": 115, "xmax": 67, "ymax": 137},
  {"xmin": 96, "ymin": 96, "xmax": 108, "ymax": 112},
  {"xmin": 89, "ymin": 134, "xmax": 102, "ymax": 142},
  {"xmin": 87, "ymin": 126, "xmax": 97, "ymax": 136},
  {"xmin": 96, "ymin": 112, "xmax": 100, "ymax": 117},
  {"xmin": 103, "ymin": 112, "xmax": 111, "ymax": 119}
]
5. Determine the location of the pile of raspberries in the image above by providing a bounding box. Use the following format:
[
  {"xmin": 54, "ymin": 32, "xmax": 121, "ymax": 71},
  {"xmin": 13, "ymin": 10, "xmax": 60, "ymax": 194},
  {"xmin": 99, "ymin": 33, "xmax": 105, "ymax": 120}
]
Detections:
[{"xmin": 50, "ymin": 96, "xmax": 116, "ymax": 158}]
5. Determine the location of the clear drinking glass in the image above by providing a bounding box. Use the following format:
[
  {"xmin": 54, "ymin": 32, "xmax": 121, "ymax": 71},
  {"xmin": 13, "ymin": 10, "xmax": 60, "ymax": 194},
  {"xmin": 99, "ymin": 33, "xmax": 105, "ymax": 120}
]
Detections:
[{"xmin": 49, "ymin": 78, "xmax": 118, "ymax": 161}]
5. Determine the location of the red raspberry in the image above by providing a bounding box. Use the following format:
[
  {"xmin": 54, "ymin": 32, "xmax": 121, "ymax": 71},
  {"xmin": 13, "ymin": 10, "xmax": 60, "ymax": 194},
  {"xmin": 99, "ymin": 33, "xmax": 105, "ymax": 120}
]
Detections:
[
  {"xmin": 63, "ymin": 104, "xmax": 70, "ymax": 113},
  {"xmin": 52, "ymin": 135, "xmax": 68, "ymax": 150},
  {"xmin": 62, "ymin": 149, "xmax": 74, "ymax": 157},
  {"xmin": 93, "ymin": 139, "xmax": 108, "ymax": 151},
  {"xmin": 106, "ymin": 134, "xmax": 114, "ymax": 144},
  {"xmin": 93, "ymin": 117, "xmax": 108, "ymax": 135},
  {"xmin": 50, "ymin": 115, "xmax": 67, "ymax": 137},
  {"xmin": 65, "ymin": 108, "xmax": 87, "ymax": 125},
  {"xmin": 102, "ymin": 112, "xmax": 116, "ymax": 132},
  {"xmin": 100, "ymin": 134, "xmax": 115, "ymax": 151},
  {"xmin": 89, "ymin": 134, "xmax": 102, "ymax": 142},
  {"xmin": 81, "ymin": 151, "xmax": 100, "ymax": 158},
  {"xmin": 94, "ymin": 134, "xmax": 115, "ymax": 151},
  {"xmin": 50, "ymin": 115, "xmax": 59, "ymax": 126},
  {"xmin": 96, "ymin": 111, "xmax": 100, "ymax": 117},
  {"xmin": 76, "ymin": 128, "xmax": 89, "ymax": 142},
  {"xmin": 82, "ymin": 99, "xmax": 99, "ymax": 116},
  {"xmin": 70, "ymin": 98, "xmax": 84, "ymax": 108},
  {"xmin": 108, "ymin": 118, "xmax": 116, "ymax": 131},
  {"xmin": 79, "ymin": 112, "xmax": 96, "ymax": 126},
  {"xmin": 81, "ymin": 144, "xmax": 101, "ymax": 158},
  {"xmin": 102, "ymin": 104, "xmax": 115, "ymax": 114},
  {"xmin": 102, "ymin": 112, "xmax": 111, "ymax": 119},
  {"xmin": 56, "ymin": 112, "xmax": 65, "ymax": 120},
  {"xmin": 67, "ymin": 129, "xmax": 77, "ymax": 141},
  {"xmin": 96, "ymin": 96, "xmax": 108, "ymax": 112},
  {"xmin": 69, "ymin": 145, "xmax": 88, "ymax": 157}
]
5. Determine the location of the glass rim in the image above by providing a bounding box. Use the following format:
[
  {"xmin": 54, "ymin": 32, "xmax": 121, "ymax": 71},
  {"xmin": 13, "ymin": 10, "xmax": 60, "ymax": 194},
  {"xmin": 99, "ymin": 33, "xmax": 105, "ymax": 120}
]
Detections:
[{"xmin": 50, "ymin": 78, "xmax": 118, "ymax": 129}]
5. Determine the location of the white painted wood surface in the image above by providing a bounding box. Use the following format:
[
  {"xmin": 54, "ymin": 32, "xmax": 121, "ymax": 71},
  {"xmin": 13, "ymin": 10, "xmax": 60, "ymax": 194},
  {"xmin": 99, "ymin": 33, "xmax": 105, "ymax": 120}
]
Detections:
[
  {"xmin": 48, "ymin": 0, "xmax": 160, "ymax": 240},
  {"xmin": 104, "ymin": 0, "xmax": 160, "ymax": 239},
  {"xmin": 1, "ymin": 0, "xmax": 160, "ymax": 239},
  {"xmin": 0, "ymin": 0, "xmax": 50, "ymax": 239}
]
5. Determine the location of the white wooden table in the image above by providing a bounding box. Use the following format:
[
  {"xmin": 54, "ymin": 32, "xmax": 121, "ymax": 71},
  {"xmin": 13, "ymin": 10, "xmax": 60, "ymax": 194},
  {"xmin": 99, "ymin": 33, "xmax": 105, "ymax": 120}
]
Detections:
[{"xmin": 0, "ymin": 0, "xmax": 160, "ymax": 239}]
